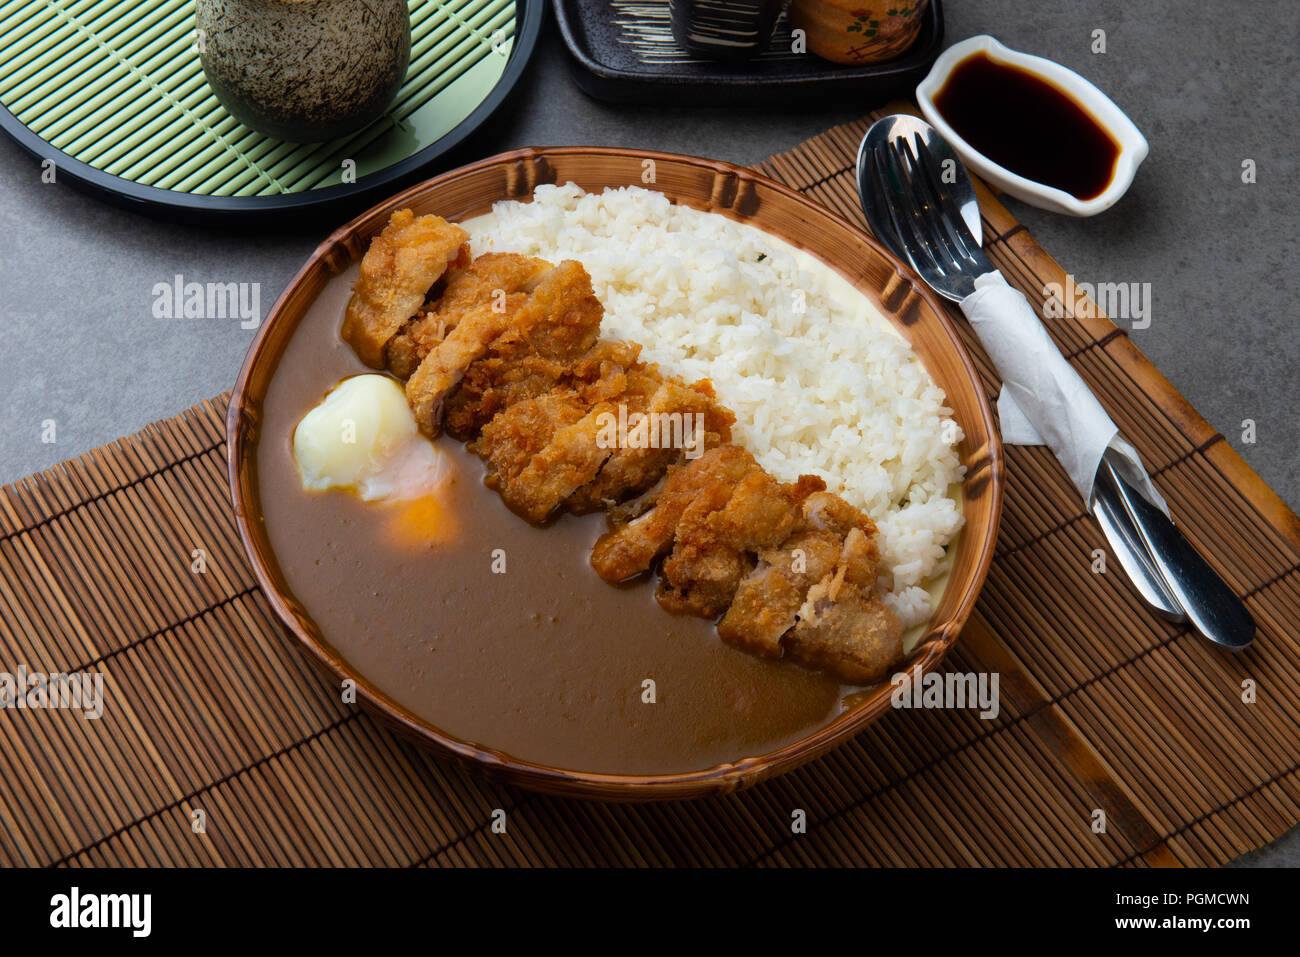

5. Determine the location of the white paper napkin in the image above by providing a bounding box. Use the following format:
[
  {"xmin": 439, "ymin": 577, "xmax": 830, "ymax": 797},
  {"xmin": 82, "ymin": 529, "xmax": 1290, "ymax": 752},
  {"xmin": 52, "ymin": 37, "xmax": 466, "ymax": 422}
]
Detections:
[{"xmin": 961, "ymin": 272, "xmax": 1170, "ymax": 515}]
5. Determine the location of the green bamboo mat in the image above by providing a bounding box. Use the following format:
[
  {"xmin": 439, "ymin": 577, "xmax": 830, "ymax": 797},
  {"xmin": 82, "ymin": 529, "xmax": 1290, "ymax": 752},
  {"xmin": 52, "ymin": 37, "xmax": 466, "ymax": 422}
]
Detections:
[{"xmin": 0, "ymin": 0, "xmax": 515, "ymax": 196}]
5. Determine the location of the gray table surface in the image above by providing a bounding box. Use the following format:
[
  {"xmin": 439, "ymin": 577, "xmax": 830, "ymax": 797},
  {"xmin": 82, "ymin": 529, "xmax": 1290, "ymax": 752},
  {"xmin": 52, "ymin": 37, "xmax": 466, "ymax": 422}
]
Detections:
[{"xmin": 0, "ymin": 0, "xmax": 1295, "ymax": 866}]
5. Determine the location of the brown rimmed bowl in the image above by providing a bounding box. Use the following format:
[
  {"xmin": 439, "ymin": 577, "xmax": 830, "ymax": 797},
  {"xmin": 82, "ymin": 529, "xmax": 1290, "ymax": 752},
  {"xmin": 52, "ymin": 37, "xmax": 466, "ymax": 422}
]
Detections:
[{"xmin": 227, "ymin": 146, "xmax": 1004, "ymax": 801}]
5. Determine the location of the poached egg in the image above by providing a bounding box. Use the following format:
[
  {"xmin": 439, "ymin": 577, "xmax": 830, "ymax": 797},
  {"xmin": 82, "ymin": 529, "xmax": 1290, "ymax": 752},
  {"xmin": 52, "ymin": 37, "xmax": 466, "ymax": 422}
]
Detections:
[{"xmin": 293, "ymin": 375, "xmax": 455, "ymax": 545}]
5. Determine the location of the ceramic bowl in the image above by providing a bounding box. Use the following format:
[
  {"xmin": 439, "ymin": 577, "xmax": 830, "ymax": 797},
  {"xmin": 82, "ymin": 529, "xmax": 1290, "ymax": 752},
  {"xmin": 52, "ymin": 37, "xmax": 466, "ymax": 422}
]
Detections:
[
  {"xmin": 917, "ymin": 35, "xmax": 1148, "ymax": 217},
  {"xmin": 227, "ymin": 147, "xmax": 1003, "ymax": 800}
]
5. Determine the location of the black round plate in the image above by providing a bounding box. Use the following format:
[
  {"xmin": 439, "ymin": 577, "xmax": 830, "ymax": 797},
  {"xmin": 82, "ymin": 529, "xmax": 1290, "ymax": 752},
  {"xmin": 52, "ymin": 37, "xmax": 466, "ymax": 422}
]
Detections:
[{"xmin": 0, "ymin": 0, "xmax": 543, "ymax": 225}]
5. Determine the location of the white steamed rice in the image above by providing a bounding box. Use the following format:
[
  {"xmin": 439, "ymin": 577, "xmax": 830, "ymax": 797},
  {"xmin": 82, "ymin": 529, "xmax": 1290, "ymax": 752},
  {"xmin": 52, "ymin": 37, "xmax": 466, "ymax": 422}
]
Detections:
[{"xmin": 466, "ymin": 183, "xmax": 965, "ymax": 628}]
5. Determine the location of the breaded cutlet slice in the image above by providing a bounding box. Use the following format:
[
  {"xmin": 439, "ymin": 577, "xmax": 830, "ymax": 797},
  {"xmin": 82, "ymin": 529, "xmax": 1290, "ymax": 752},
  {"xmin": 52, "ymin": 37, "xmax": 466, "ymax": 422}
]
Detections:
[
  {"xmin": 442, "ymin": 340, "xmax": 643, "ymax": 442},
  {"xmin": 405, "ymin": 260, "xmax": 602, "ymax": 438},
  {"xmin": 656, "ymin": 469, "xmax": 825, "ymax": 618},
  {"xmin": 341, "ymin": 210, "xmax": 469, "ymax": 368},
  {"xmin": 782, "ymin": 579, "xmax": 903, "ymax": 685},
  {"xmin": 716, "ymin": 490, "xmax": 881, "ymax": 659},
  {"xmin": 386, "ymin": 252, "xmax": 553, "ymax": 379},
  {"xmin": 471, "ymin": 389, "xmax": 590, "ymax": 492},
  {"xmin": 721, "ymin": 488, "xmax": 893, "ymax": 677},
  {"xmin": 716, "ymin": 527, "xmax": 843, "ymax": 658},
  {"xmin": 566, "ymin": 377, "xmax": 736, "ymax": 514},
  {"xmin": 589, "ymin": 445, "xmax": 758, "ymax": 583},
  {"xmin": 474, "ymin": 367, "xmax": 663, "ymax": 524}
]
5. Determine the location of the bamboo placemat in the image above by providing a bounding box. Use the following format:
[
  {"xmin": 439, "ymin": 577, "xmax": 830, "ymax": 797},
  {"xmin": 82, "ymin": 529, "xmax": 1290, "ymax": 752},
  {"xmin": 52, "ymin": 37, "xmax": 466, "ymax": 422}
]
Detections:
[{"xmin": 3, "ymin": 106, "xmax": 1299, "ymax": 868}]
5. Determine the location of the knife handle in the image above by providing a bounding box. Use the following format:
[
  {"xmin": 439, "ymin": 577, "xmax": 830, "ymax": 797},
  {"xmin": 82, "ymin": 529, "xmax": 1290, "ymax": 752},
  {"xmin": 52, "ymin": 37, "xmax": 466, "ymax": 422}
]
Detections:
[
  {"xmin": 1101, "ymin": 456, "xmax": 1255, "ymax": 650},
  {"xmin": 1090, "ymin": 464, "xmax": 1184, "ymax": 619}
]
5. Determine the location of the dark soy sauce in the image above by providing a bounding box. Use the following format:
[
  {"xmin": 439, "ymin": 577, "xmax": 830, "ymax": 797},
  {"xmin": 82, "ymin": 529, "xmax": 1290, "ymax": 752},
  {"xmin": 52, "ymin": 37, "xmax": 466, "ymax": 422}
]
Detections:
[{"xmin": 934, "ymin": 51, "xmax": 1120, "ymax": 201}]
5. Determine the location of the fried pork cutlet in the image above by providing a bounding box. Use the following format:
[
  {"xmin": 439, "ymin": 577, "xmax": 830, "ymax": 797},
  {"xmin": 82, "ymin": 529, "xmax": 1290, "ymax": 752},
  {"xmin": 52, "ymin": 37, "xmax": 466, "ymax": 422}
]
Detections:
[
  {"xmin": 656, "ymin": 469, "xmax": 825, "ymax": 618},
  {"xmin": 341, "ymin": 210, "xmax": 469, "ymax": 368},
  {"xmin": 495, "ymin": 401, "xmax": 618, "ymax": 523},
  {"xmin": 405, "ymin": 260, "xmax": 603, "ymax": 438},
  {"xmin": 716, "ymin": 527, "xmax": 843, "ymax": 658},
  {"xmin": 386, "ymin": 253, "xmax": 553, "ymax": 379},
  {"xmin": 566, "ymin": 378, "xmax": 736, "ymax": 514},
  {"xmin": 797, "ymin": 491, "xmax": 882, "ymax": 583},
  {"xmin": 471, "ymin": 390, "xmax": 588, "ymax": 488},
  {"xmin": 718, "ymin": 493, "xmax": 895, "ymax": 680},
  {"xmin": 801, "ymin": 490, "xmax": 876, "ymax": 538},
  {"xmin": 473, "ymin": 366, "xmax": 664, "ymax": 523},
  {"xmin": 783, "ymin": 582, "xmax": 902, "ymax": 685},
  {"xmin": 405, "ymin": 299, "xmax": 513, "ymax": 436},
  {"xmin": 590, "ymin": 445, "xmax": 758, "ymax": 583},
  {"xmin": 443, "ymin": 340, "xmax": 643, "ymax": 441},
  {"xmin": 654, "ymin": 480, "xmax": 741, "ymax": 615}
]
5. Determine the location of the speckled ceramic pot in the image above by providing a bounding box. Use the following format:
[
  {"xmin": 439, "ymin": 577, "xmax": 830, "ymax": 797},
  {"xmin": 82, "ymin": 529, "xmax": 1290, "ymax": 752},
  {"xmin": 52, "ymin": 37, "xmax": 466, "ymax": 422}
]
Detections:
[{"xmin": 196, "ymin": 0, "xmax": 411, "ymax": 142}]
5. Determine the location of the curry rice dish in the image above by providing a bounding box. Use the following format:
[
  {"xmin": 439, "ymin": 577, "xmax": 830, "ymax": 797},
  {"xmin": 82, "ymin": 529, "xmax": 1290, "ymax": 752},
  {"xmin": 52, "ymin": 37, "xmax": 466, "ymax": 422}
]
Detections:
[
  {"xmin": 345, "ymin": 209, "xmax": 906, "ymax": 680},
  {"xmin": 257, "ymin": 197, "xmax": 959, "ymax": 774}
]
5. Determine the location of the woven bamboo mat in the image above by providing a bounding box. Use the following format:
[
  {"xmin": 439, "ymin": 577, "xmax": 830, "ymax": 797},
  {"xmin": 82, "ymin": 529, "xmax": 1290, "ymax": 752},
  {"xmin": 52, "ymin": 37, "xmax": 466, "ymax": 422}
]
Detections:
[{"xmin": 3, "ymin": 106, "xmax": 1299, "ymax": 868}]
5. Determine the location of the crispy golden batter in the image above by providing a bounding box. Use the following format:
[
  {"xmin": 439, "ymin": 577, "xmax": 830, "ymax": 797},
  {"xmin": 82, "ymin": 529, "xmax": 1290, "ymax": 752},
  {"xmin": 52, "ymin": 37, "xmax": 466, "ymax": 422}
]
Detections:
[
  {"xmin": 405, "ymin": 260, "xmax": 603, "ymax": 438},
  {"xmin": 801, "ymin": 490, "xmax": 877, "ymax": 539},
  {"xmin": 654, "ymin": 480, "xmax": 744, "ymax": 616},
  {"xmin": 590, "ymin": 445, "xmax": 758, "ymax": 583},
  {"xmin": 443, "ymin": 340, "xmax": 643, "ymax": 441},
  {"xmin": 341, "ymin": 210, "xmax": 469, "ymax": 368},
  {"xmin": 474, "ymin": 366, "xmax": 664, "ymax": 523},
  {"xmin": 567, "ymin": 378, "xmax": 735, "ymax": 514},
  {"xmin": 783, "ymin": 582, "xmax": 902, "ymax": 685},
  {"xmin": 497, "ymin": 401, "xmax": 619, "ymax": 523},
  {"xmin": 656, "ymin": 469, "xmax": 825, "ymax": 618},
  {"xmin": 386, "ymin": 253, "xmax": 553, "ymax": 378},
  {"xmin": 717, "ymin": 527, "xmax": 843, "ymax": 658},
  {"xmin": 472, "ymin": 389, "xmax": 589, "ymax": 491},
  {"xmin": 405, "ymin": 300, "xmax": 516, "ymax": 437},
  {"xmin": 717, "ymin": 490, "xmax": 889, "ymax": 676}
]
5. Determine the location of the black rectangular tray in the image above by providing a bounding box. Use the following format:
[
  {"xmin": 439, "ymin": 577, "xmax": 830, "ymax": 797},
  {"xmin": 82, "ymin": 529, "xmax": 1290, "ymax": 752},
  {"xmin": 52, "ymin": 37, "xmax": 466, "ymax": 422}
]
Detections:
[{"xmin": 552, "ymin": 0, "xmax": 944, "ymax": 107}]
